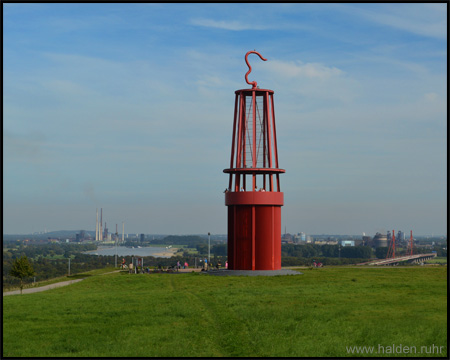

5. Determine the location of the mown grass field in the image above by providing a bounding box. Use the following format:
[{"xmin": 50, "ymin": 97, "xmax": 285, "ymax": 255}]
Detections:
[
  {"xmin": 3, "ymin": 267, "xmax": 447, "ymax": 357},
  {"xmin": 424, "ymin": 257, "xmax": 447, "ymax": 265}
]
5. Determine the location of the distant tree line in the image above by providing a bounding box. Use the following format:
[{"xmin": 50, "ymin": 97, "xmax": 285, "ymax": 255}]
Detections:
[
  {"xmin": 281, "ymin": 257, "xmax": 368, "ymax": 266},
  {"xmin": 149, "ymin": 235, "xmax": 209, "ymax": 247},
  {"xmin": 281, "ymin": 244, "xmax": 373, "ymax": 259},
  {"xmin": 3, "ymin": 243, "xmax": 97, "ymax": 261}
]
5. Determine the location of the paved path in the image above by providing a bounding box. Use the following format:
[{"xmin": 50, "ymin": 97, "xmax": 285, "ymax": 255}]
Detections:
[
  {"xmin": 3, "ymin": 279, "xmax": 84, "ymax": 296},
  {"xmin": 3, "ymin": 270, "xmax": 122, "ymax": 296}
]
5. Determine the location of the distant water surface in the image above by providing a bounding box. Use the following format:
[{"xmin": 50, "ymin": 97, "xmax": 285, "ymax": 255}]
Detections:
[{"xmin": 83, "ymin": 246, "xmax": 174, "ymax": 258}]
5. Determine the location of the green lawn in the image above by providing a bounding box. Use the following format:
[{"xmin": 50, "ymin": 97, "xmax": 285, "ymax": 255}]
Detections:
[
  {"xmin": 424, "ymin": 257, "xmax": 447, "ymax": 265},
  {"xmin": 2, "ymin": 267, "xmax": 447, "ymax": 357}
]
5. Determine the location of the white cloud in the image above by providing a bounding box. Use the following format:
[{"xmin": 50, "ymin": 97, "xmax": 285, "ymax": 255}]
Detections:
[
  {"xmin": 256, "ymin": 59, "xmax": 358, "ymax": 105},
  {"xmin": 263, "ymin": 60, "xmax": 343, "ymax": 80},
  {"xmin": 189, "ymin": 18, "xmax": 268, "ymax": 31}
]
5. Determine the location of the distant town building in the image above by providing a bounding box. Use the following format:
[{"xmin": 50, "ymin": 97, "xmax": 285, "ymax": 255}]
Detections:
[
  {"xmin": 362, "ymin": 235, "xmax": 372, "ymax": 246},
  {"xmin": 281, "ymin": 233, "xmax": 293, "ymax": 243},
  {"xmin": 340, "ymin": 240, "xmax": 355, "ymax": 247}
]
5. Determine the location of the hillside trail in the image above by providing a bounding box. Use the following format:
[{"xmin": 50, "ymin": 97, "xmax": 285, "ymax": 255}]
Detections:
[{"xmin": 3, "ymin": 269, "xmax": 122, "ymax": 296}]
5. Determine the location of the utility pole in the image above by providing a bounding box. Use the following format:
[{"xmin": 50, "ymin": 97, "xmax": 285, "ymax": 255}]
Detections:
[
  {"xmin": 68, "ymin": 257, "xmax": 71, "ymax": 276},
  {"xmin": 208, "ymin": 232, "xmax": 211, "ymax": 268}
]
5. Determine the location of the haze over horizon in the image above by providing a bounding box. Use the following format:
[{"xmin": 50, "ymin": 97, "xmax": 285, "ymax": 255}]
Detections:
[
  {"xmin": 3, "ymin": 3, "xmax": 447, "ymax": 236},
  {"xmin": 3, "ymin": 228, "xmax": 446, "ymax": 238}
]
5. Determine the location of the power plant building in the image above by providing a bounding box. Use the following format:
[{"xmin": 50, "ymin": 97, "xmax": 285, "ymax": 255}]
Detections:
[{"xmin": 373, "ymin": 232, "xmax": 388, "ymax": 248}]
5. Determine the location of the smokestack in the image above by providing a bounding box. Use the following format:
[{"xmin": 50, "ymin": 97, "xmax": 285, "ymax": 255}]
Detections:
[
  {"xmin": 100, "ymin": 208, "xmax": 103, "ymax": 241},
  {"xmin": 96, "ymin": 208, "xmax": 99, "ymax": 241},
  {"xmin": 122, "ymin": 222, "xmax": 124, "ymax": 243}
]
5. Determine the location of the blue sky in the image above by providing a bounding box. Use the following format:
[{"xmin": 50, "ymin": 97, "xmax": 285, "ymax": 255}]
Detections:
[{"xmin": 3, "ymin": 3, "xmax": 447, "ymax": 236}]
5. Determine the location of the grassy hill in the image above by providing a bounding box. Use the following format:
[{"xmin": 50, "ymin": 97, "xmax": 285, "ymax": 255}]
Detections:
[{"xmin": 2, "ymin": 267, "xmax": 447, "ymax": 357}]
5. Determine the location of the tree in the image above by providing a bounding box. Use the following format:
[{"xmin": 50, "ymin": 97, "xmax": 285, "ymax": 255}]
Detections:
[
  {"xmin": 375, "ymin": 247, "xmax": 388, "ymax": 259},
  {"xmin": 211, "ymin": 244, "xmax": 227, "ymax": 256},
  {"xmin": 10, "ymin": 256, "xmax": 35, "ymax": 294}
]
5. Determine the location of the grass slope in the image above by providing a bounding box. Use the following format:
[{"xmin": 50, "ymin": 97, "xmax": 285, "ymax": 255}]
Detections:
[
  {"xmin": 3, "ymin": 267, "xmax": 117, "ymax": 292},
  {"xmin": 3, "ymin": 267, "xmax": 447, "ymax": 357}
]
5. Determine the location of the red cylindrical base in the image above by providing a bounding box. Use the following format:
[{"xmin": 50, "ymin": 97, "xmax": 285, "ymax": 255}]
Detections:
[{"xmin": 227, "ymin": 200, "xmax": 282, "ymax": 270}]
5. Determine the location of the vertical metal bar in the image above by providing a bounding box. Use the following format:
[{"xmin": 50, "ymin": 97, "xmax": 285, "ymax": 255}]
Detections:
[
  {"xmin": 272, "ymin": 206, "xmax": 274, "ymax": 270},
  {"xmin": 265, "ymin": 91, "xmax": 274, "ymax": 191},
  {"xmin": 252, "ymin": 206, "xmax": 255, "ymax": 270},
  {"xmin": 235, "ymin": 92, "xmax": 244, "ymax": 191},
  {"xmin": 236, "ymin": 92, "xmax": 244, "ymax": 169},
  {"xmin": 234, "ymin": 206, "xmax": 237, "ymax": 269},
  {"xmin": 242, "ymin": 96, "xmax": 246, "ymax": 169},
  {"xmin": 252, "ymin": 91, "xmax": 257, "ymax": 191},
  {"xmin": 230, "ymin": 94, "xmax": 238, "ymax": 169},
  {"xmin": 263, "ymin": 92, "xmax": 267, "ymax": 191},
  {"xmin": 263, "ymin": 95, "xmax": 266, "ymax": 168},
  {"xmin": 265, "ymin": 92, "xmax": 273, "ymax": 168},
  {"xmin": 271, "ymin": 94, "xmax": 280, "ymax": 191},
  {"xmin": 229, "ymin": 94, "xmax": 239, "ymax": 190},
  {"xmin": 242, "ymin": 95, "xmax": 247, "ymax": 191},
  {"xmin": 252, "ymin": 91, "xmax": 256, "ymax": 169},
  {"xmin": 271, "ymin": 93, "xmax": 279, "ymax": 168}
]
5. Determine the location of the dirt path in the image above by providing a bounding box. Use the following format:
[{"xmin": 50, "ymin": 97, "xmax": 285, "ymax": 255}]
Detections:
[{"xmin": 3, "ymin": 270, "xmax": 122, "ymax": 296}]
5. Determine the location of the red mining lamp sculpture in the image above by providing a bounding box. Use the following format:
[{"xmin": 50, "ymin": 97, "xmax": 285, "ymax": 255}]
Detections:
[{"xmin": 224, "ymin": 51, "xmax": 285, "ymax": 270}]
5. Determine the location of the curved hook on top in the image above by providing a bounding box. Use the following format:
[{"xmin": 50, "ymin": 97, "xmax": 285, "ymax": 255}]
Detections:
[{"xmin": 245, "ymin": 50, "xmax": 267, "ymax": 89}]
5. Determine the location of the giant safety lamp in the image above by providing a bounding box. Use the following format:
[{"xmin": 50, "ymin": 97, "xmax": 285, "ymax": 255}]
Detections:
[{"xmin": 224, "ymin": 51, "xmax": 285, "ymax": 270}]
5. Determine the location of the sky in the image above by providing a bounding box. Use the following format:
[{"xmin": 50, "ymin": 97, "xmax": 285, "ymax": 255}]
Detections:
[{"xmin": 3, "ymin": 3, "xmax": 447, "ymax": 236}]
